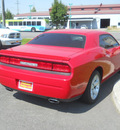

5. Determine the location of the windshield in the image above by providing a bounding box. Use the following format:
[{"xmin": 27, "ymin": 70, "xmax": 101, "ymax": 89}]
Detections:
[{"xmin": 28, "ymin": 33, "xmax": 86, "ymax": 48}]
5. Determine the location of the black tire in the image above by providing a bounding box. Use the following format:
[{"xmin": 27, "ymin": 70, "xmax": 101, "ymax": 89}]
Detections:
[
  {"xmin": 31, "ymin": 27, "xmax": 36, "ymax": 32},
  {"xmin": 81, "ymin": 70, "xmax": 101, "ymax": 104}
]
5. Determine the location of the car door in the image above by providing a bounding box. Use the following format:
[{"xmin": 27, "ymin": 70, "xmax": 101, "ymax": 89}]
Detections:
[{"xmin": 99, "ymin": 34, "xmax": 120, "ymax": 71}]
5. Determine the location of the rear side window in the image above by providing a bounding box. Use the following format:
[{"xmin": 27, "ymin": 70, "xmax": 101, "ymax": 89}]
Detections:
[
  {"xmin": 28, "ymin": 33, "xmax": 86, "ymax": 48},
  {"xmin": 99, "ymin": 34, "xmax": 119, "ymax": 49}
]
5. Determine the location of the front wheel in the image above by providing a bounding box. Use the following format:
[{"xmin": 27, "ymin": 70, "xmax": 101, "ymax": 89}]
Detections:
[{"xmin": 81, "ymin": 70, "xmax": 101, "ymax": 104}]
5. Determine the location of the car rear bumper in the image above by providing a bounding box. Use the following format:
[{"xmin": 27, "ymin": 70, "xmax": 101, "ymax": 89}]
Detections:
[
  {"xmin": 0, "ymin": 63, "xmax": 78, "ymax": 100},
  {"xmin": 4, "ymin": 86, "xmax": 82, "ymax": 102}
]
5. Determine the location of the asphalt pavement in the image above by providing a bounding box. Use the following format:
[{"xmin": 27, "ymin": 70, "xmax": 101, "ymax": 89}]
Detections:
[{"xmin": 0, "ymin": 73, "xmax": 120, "ymax": 130}]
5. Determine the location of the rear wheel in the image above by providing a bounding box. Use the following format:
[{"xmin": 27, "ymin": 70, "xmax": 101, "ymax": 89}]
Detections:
[
  {"xmin": 31, "ymin": 27, "xmax": 36, "ymax": 32},
  {"xmin": 81, "ymin": 70, "xmax": 101, "ymax": 104}
]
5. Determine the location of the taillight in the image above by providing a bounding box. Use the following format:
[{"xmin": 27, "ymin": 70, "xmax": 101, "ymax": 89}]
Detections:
[
  {"xmin": 53, "ymin": 64, "xmax": 71, "ymax": 73},
  {"xmin": 0, "ymin": 56, "xmax": 71, "ymax": 73},
  {"xmin": 0, "ymin": 56, "xmax": 9, "ymax": 63},
  {"xmin": 10, "ymin": 58, "xmax": 20, "ymax": 65},
  {"xmin": 38, "ymin": 62, "xmax": 52, "ymax": 70}
]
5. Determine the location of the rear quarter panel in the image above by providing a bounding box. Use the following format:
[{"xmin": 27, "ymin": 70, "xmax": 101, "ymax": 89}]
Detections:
[{"xmin": 68, "ymin": 32, "xmax": 115, "ymax": 97}]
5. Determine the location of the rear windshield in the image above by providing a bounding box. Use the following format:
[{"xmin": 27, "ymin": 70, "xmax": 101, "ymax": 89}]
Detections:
[{"xmin": 28, "ymin": 33, "xmax": 86, "ymax": 48}]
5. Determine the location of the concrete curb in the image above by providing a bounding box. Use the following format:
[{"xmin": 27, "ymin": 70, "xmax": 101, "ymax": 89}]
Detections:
[{"xmin": 112, "ymin": 80, "xmax": 120, "ymax": 113}]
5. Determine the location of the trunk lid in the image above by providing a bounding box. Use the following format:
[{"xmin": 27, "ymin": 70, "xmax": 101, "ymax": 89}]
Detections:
[{"xmin": 0, "ymin": 44, "xmax": 83, "ymax": 61}]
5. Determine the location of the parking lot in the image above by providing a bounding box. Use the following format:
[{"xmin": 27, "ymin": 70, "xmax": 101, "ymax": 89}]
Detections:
[{"xmin": 0, "ymin": 31, "xmax": 120, "ymax": 130}]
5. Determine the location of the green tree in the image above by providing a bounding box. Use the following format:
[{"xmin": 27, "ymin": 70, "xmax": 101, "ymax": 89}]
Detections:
[
  {"xmin": 50, "ymin": 0, "xmax": 68, "ymax": 29},
  {"xmin": 31, "ymin": 6, "xmax": 36, "ymax": 12},
  {"xmin": 45, "ymin": 19, "xmax": 50, "ymax": 24},
  {"xmin": 5, "ymin": 9, "xmax": 13, "ymax": 19}
]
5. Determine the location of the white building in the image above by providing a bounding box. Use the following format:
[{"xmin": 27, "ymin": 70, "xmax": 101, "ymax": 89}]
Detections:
[
  {"xmin": 14, "ymin": 4, "xmax": 120, "ymax": 29},
  {"xmin": 65, "ymin": 4, "xmax": 120, "ymax": 29}
]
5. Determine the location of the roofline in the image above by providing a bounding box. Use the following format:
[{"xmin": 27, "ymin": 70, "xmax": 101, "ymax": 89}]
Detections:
[
  {"xmin": 68, "ymin": 4, "xmax": 120, "ymax": 9},
  {"xmin": 15, "ymin": 11, "xmax": 50, "ymax": 17},
  {"xmin": 44, "ymin": 29, "xmax": 109, "ymax": 35},
  {"xmin": 49, "ymin": 4, "xmax": 120, "ymax": 10}
]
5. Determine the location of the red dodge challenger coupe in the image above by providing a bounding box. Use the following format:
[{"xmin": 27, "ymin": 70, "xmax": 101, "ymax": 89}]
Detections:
[{"xmin": 0, "ymin": 29, "xmax": 119, "ymax": 104}]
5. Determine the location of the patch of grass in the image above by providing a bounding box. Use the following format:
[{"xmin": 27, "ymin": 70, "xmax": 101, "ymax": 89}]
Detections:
[
  {"xmin": 22, "ymin": 39, "xmax": 32, "ymax": 45},
  {"xmin": 107, "ymin": 26, "xmax": 120, "ymax": 31}
]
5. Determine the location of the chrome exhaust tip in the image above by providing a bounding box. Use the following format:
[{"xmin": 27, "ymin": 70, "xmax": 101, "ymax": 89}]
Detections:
[
  {"xmin": 5, "ymin": 87, "xmax": 13, "ymax": 92},
  {"xmin": 48, "ymin": 98, "xmax": 60, "ymax": 104}
]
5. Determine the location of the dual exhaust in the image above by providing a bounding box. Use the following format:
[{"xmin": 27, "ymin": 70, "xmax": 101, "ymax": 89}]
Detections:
[{"xmin": 5, "ymin": 86, "xmax": 60, "ymax": 104}]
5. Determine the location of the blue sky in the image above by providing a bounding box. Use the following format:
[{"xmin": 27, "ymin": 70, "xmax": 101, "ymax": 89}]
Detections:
[{"xmin": 1, "ymin": 0, "xmax": 120, "ymax": 15}]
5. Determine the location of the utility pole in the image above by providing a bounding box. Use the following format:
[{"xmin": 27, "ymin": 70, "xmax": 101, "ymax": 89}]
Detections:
[
  {"xmin": 16, "ymin": 0, "xmax": 19, "ymax": 15},
  {"xmin": 2, "ymin": 0, "xmax": 5, "ymax": 26},
  {"xmin": 69, "ymin": 3, "xmax": 73, "ymax": 29}
]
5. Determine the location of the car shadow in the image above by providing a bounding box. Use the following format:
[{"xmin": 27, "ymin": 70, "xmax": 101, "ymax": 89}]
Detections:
[{"xmin": 13, "ymin": 73, "xmax": 120, "ymax": 113}]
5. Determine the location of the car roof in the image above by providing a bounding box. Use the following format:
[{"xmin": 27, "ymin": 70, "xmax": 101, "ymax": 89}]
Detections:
[
  {"xmin": 44, "ymin": 29, "xmax": 110, "ymax": 49},
  {"xmin": 40, "ymin": 29, "xmax": 112, "ymax": 49},
  {"xmin": 45, "ymin": 29, "xmax": 109, "ymax": 36}
]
